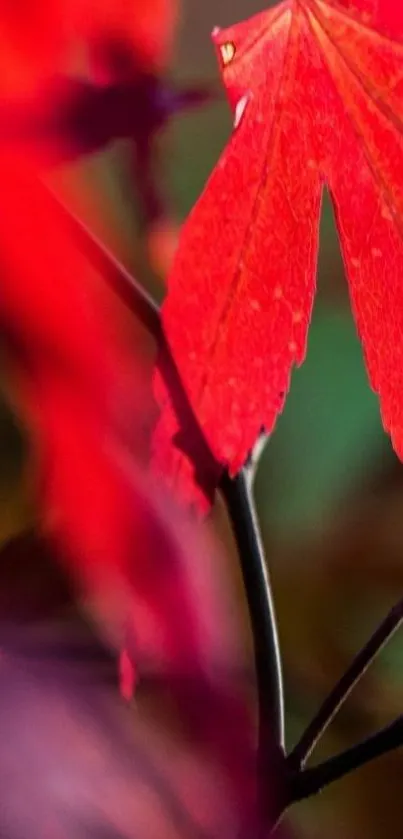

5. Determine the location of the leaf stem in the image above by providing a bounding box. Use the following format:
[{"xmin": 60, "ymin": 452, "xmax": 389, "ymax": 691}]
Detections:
[
  {"xmin": 290, "ymin": 716, "xmax": 403, "ymax": 802},
  {"xmin": 288, "ymin": 598, "xmax": 403, "ymax": 771},
  {"xmin": 220, "ymin": 470, "xmax": 285, "ymax": 757}
]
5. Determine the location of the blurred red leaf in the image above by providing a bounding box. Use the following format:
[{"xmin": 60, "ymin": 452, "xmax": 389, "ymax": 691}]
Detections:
[
  {"xmin": 0, "ymin": 614, "xmax": 265, "ymax": 839},
  {"xmin": 153, "ymin": 0, "xmax": 403, "ymax": 508},
  {"xmin": 77, "ymin": 0, "xmax": 180, "ymax": 76},
  {"xmin": 0, "ymin": 1, "xmax": 207, "ymax": 251},
  {"xmin": 75, "ymin": 0, "xmax": 179, "ymax": 88},
  {"xmin": 0, "ymin": 149, "xmax": 137, "ymax": 601},
  {"xmin": 0, "ymin": 74, "xmax": 214, "ymax": 169},
  {"xmin": 0, "ymin": 1, "xmax": 66, "ymax": 97},
  {"xmin": 0, "ymin": 151, "xmax": 210, "ymax": 682},
  {"xmin": 0, "ymin": 0, "xmax": 179, "ymax": 95},
  {"xmin": 0, "ymin": 149, "xmax": 257, "ymax": 784}
]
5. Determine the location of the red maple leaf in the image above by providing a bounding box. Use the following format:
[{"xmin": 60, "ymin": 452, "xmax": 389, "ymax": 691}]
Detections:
[{"xmin": 154, "ymin": 0, "xmax": 403, "ymax": 507}]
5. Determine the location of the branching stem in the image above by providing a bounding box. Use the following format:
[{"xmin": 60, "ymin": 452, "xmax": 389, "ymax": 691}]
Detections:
[
  {"xmin": 290, "ymin": 716, "xmax": 403, "ymax": 803},
  {"xmin": 288, "ymin": 599, "xmax": 403, "ymax": 771}
]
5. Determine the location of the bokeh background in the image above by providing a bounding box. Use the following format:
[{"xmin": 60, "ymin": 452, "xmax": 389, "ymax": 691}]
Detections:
[{"xmin": 0, "ymin": 2, "xmax": 402, "ymax": 837}]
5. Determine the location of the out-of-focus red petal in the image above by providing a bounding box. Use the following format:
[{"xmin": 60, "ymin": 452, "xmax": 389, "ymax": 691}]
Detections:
[
  {"xmin": 0, "ymin": 149, "xmax": 140, "ymax": 636},
  {"xmin": 0, "ymin": 150, "xmax": 237, "ymax": 707},
  {"xmin": 0, "ymin": 0, "xmax": 180, "ymax": 99},
  {"xmin": 78, "ymin": 0, "xmax": 180, "ymax": 72},
  {"xmin": 0, "ymin": 2, "xmax": 67, "ymax": 97}
]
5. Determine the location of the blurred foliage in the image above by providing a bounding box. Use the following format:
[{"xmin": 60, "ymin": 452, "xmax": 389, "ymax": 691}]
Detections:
[{"xmin": 0, "ymin": 1, "xmax": 402, "ymax": 838}]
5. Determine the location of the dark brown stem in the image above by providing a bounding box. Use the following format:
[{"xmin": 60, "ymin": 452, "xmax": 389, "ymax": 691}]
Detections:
[
  {"xmin": 220, "ymin": 470, "xmax": 284, "ymax": 751},
  {"xmin": 290, "ymin": 716, "xmax": 403, "ymax": 802},
  {"xmin": 288, "ymin": 599, "xmax": 403, "ymax": 771}
]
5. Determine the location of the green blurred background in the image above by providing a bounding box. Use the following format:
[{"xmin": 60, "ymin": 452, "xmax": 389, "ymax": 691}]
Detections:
[{"xmin": 0, "ymin": 1, "xmax": 402, "ymax": 837}]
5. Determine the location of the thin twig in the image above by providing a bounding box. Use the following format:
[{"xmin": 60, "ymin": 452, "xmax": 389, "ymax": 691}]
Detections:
[
  {"xmin": 290, "ymin": 716, "xmax": 403, "ymax": 802},
  {"xmin": 46, "ymin": 185, "xmax": 161, "ymax": 337},
  {"xmin": 288, "ymin": 599, "xmax": 403, "ymax": 770}
]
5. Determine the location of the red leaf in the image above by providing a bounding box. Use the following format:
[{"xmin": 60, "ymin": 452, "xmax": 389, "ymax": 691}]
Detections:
[
  {"xmin": 0, "ymin": 151, "xmax": 212, "ymax": 684},
  {"xmin": 0, "ymin": 152, "xmax": 258, "ymax": 789},
  {"xmin": 153, "ymin": 0, "xmax": 403, "ymax": 507},
  {"xmin": 0, "ymin": 1, "xmax": 65, "ymax": 97},
  {"xmin": 0, "ymin": 0, "xmax": 179, "ymax": 98}
]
